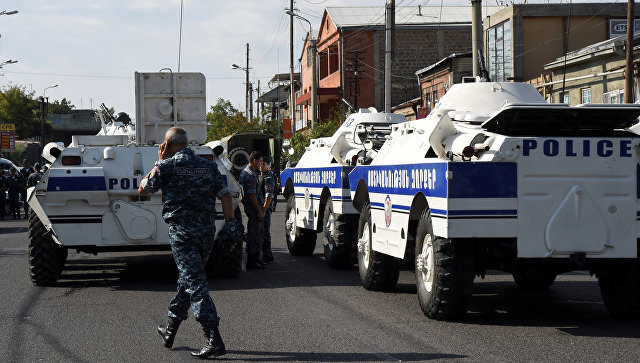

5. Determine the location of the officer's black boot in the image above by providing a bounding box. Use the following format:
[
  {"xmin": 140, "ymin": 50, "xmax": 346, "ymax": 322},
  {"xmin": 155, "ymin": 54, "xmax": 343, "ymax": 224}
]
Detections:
[
  {"xmin": 191, "ymin": 326, "xmax": 226, "ymax": 359},
  {"xmin": 157, "ymin": 317, "xmax": 181, "ymax": 348},
  {"xmin": 246, "ymin": 253, "xmax": 266, "ymax": 269}
]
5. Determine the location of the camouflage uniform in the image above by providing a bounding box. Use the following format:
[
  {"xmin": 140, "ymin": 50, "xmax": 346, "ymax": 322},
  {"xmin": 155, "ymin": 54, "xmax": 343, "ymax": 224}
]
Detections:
[
  {"xmin": 261, "ymin": 169, "xmax": 276, "ymax": 260},
  {"xmin": 239, "ymin": 165, "xmax": 263, "ymax": 256},
  {"xmin": 143, "ymin": 147, "xmax": 229, "ymax": 330},
  {"xmin": 27, "ymin": 171, "xmax": 43, "ymax": 187}
]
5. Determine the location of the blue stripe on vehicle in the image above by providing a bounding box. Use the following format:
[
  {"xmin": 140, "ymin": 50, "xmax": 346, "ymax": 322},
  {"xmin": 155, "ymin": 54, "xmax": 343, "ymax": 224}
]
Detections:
[
  {"xmin": 448, "ymin": 163, "xmax": 517, "ymax": 198},
  {"xmin": 281, "ymin": 166, "xmax": 354, "ymax": 189},
  {"xmin": 431, "ymin": 209, "xmax": 447, "ymax": 216},
  {"xmin": 349, "ymin": 162, "xmax": 517, "ymax": 199},
  {"xmin": 47, "ymin": 177, "xmax": 106, "ymax": 192},
  {"xmin": 448, "ymin": 209, "xmax": 517, "ymax": 216}
]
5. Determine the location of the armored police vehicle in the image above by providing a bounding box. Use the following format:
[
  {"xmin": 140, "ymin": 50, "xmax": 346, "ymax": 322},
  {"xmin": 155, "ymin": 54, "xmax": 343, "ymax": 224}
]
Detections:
[
  {"xmin": 27, "ymin": 72, "xmax": 243, "ymax": 285},
  {"xmin": 280, "ymin": 109, "xmax": 407, "ymax": 267},
  {"xmin": 348, "ymin": 81, "xmax": 640, "ymax": 320}
]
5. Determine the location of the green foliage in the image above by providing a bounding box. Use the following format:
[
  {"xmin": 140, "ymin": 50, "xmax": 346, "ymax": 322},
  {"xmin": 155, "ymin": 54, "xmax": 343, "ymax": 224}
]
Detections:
[
  {"xmin": 95, "ymin": 106, "xmax": 116, "ymax": 123},
  {"xmin": 48, "ymin": 98, "xmax": 75, "ymax": 114},
  {"xmin": 206, "ymin": 98, "xmax": 278, "ymax": 141},
  {"xmin": 0, "ymin": 84, "xmax": 41, "ymax": 139}
]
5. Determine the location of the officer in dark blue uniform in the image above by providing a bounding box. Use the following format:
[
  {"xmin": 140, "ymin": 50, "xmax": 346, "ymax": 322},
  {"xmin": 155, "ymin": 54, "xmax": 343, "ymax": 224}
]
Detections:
[
  {"xmin": 239, "ymin": 151, "xmax": 265, "ymax": 269},
  {"xmin": 139, "ymin": 127, "xmax": 234, "ymax": 359},
  {"xmin": 260, "ymin": 160, "xmax": 275, "ymax": 263},
  {"xmin": 7, "ymin": 168, "xmax": 21, "ymax": 219},
  {"xmin": 20, "ymin": 159, "xmax": 33, "ymax": 218},
  {"xmin": 0, "ymin": 171, "xmax": 6, "ymax": 220}
]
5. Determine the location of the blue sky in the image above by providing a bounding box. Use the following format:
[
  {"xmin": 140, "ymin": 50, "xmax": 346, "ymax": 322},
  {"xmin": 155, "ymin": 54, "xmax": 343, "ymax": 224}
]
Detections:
[{"xmin": 0, "ymin": 0, "xmax": 624, "ymax": 118}]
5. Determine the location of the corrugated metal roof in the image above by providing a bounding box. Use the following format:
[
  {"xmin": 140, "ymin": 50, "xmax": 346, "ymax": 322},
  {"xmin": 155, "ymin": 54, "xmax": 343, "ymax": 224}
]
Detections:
[{"xmin": 326, "ymin": 6, "xmax": 505, "ymax": 28}]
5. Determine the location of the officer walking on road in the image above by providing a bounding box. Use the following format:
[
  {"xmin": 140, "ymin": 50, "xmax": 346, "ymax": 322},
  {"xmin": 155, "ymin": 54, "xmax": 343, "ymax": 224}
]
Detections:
[
  {"xmin": 139, "ymin": 127, "xmax": 236, "ymax": 359},
  {"xmin": 239, "ymin": 151, "xmax": 265, "ymax": 269},
  {"xmin": 260, "ymin": 159, "xmax": 275, "ymax": 263}
]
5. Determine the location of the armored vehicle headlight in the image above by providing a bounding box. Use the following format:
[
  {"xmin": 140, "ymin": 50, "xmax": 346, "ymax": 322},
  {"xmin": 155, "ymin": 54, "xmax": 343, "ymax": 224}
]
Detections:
[{"xmin": 61, "ymin": 156, "xmax": 82, "ymax": 165}]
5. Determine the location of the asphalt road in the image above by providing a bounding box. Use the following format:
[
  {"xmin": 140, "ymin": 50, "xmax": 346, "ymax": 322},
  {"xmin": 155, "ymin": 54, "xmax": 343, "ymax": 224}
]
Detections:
[{"xmin": 1, "ymin": 201, "xmax": 639, "ymax": 362}]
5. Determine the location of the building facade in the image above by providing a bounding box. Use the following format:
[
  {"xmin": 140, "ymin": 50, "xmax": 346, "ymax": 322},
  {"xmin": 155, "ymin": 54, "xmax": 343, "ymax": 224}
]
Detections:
[
  {"xmin": 484, "ymin": 3, "xmax": 640, "ymax": 84},
  {"xmin": 297, "ymin": 6, "xmax": 501, "ymax": 128}
]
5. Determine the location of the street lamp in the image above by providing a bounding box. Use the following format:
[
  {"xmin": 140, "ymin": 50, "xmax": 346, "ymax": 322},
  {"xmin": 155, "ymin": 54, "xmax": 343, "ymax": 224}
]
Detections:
[
  {"xmin": 0, "ymin": 10, "xmax": 18, "ymax": 16},
  {"xmin": 286, "ymin": 10, "xmax": 317, "ymax": 130},
  {"xmin": 232, "ymin": 44, "xmax": 252, "ymax": 121},
  {"xmin": 41, "ymin": 84, "xmax": 58, "ymax": 148}
]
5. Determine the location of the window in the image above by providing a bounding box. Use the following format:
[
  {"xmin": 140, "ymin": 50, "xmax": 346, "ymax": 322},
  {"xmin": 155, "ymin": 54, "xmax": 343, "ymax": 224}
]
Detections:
[
  {"xmin": 603, "ymin": 89, "xmax": 624, "ymax": 104},
  {"xmin": 563, "ymin": 92, "xmax": 570, "ymax": 104},
  {"xmin": 487, "ymin": 21, "xmax": 512, "ymax": 82},
  {"xmin": 581, "ymin": 88, "xmax": 591, "ymax": 104},
  {"xmin": 432, "ymin": 90, "xmax": 438, "ymax": 105}
]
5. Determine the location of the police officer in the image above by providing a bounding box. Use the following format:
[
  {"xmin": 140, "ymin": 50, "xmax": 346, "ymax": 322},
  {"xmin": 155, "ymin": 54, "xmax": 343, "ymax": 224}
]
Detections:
[
  {"xmin": 7, "ymin": 168, "xmax": 21, "ymax": 219},
  {"xmin": 239, "ymin": 151, "xmax": 265, "ymax": 269},
  {"xmin": 260, "ymin": 159, "xmax": 275, "ymax": 263},
  {"xmin": 138, "ymin": 127, "xmax": 234, "ymax": 359},
  {"xmin": 20, "ymin": 159, "xmax": 33, "ymax": 218},
  {"xmin": 0, "ymin": 171, "xmax": 7, "ymax": 220},
  {"xmin": 27, "ymin": 163, "xmax": 44, "ymax": 188}
]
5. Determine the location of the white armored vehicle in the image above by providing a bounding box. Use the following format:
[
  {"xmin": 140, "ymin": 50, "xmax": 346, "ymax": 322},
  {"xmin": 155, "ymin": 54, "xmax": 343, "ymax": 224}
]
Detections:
[
  {"xmin": 280, "ymin": 109, "xmax": 407, "ymax": 267},
  {"xmin": 348, "ymin": 81, "xmax": 640, "ymax": 320},
  {"xmin": 27, "ymin": 72, "xmax": 243, "ymax": 285}
]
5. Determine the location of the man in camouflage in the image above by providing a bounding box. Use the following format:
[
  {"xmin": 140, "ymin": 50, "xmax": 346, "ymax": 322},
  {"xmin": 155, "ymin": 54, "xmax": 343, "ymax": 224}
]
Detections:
[
  {"xmin": 27, "ymin": 163, "xmax": 44, "ymax": 188},
  {"xmin": 239, "ymin": 151, "xmax": 266, "ymax": 269},
  {"xmin": 260, "ymin": 159, "xmax": 275, "ymax": 263},
  {"xmin": 139, "ymin": 127, "xmax": 234, "ymax": 359}
]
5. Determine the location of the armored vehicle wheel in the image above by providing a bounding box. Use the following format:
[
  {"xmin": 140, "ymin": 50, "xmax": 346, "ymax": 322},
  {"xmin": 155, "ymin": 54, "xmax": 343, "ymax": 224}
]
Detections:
[
  {"xmin": 285, "ymin": 195, "xmax": 316, "ymax": 256},
  {"xmin": 512, "ymin": 268, "xmax": 556, "ymax": 289},
  {"xmin": 597, "ymin": 263, "xmax": 640, "ymax": 317},
  {"xmin": 322, "ymin": 200, "xmax": 356, "ymax": 269},
  {"xmin": 357, "ymin": 203, "xmax": 399, "ymax": 291},
  {"xmin": 28, "ymin": 211, "xmax": 66, "ymax": 286},
  {"xmin": 415, "ymin": 209, "xmax": 474, "ymax": 321},
  {"xmin": 207, "ymin": 207, "xmax": 243, "ymax": 278}
]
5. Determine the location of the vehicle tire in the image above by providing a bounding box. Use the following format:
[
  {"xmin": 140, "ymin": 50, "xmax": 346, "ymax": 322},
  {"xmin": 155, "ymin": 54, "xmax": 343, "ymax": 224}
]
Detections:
[
  {"xmin": 207, "ymin": 207, "xmax": 243, "ymax": 278},
  {"xmin": 415, "ymin": 209, "xmax": 474, "ymax": 321},
  {"xmin": 322, "ymin": 200, "xmax": 356, "ymax": 269},
  {"xmin": 597, "ymin": 263, "xmax": 640, "ymax": 317},
  {"xmin": 28, "ymin": 211, "xmax": 66, "ymax": 285},
  {"xmin": 228, "ymin": 147, "xmax": 250, "ymax": 171},
  {"xmin": 512, "ymin": 268, "xmax": 556, "ymax": 289},
  {"xmin": 357, "ymin": 203, "xmax": 399, "ymax": 291},
  {"xmin": 285, "ymin": 195, "xmax": 316, "ymax": 256}
]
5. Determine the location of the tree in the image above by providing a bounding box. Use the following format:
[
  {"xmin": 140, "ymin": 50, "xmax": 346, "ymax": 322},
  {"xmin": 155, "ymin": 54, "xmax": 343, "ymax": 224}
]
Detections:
[
  {"xmin": 206, "ymin": 98, "xmax": 263, "ymax": 141},
  {"xmin": 287, "ymin": 104, "xmax": 344, "ymax": 162},
  {"xmin": 0, "ymin": 84, "xmax": 43, "ymax": 139},
  {"xmin": 48, "ymin": 98, "xmax": 75, "ymax": 114}
]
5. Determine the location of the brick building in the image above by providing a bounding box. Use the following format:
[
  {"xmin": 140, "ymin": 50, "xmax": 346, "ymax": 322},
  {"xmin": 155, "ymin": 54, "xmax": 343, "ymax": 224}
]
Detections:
[{"xmin": 297, "ymin": 6, "xmax": 502, "ymax": 127}]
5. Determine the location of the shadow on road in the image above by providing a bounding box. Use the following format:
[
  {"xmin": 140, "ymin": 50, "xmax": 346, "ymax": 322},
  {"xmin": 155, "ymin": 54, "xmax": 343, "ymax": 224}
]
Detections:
[{"xmin": 221, "ymin": 350, "xmax": 466, "ymax": 362}]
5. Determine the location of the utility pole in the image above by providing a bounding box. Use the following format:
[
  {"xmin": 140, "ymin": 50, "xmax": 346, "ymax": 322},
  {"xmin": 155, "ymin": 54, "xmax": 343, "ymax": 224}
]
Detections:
[
  {"xmin": 347, "ymin": 51, "xmax": 364, "ymax": 110},
  {"xmin": 246, "ymin": 43, "xmax": 251, "ymax": 121},
  {"xmin": 310, "ymin": 37, "xmax": 317, "ymax": 129},
  {"xmin": 256, "ymin": 79, "xmax": 261, "ymax": 123},
  {"xmin": 626, "ymin": 0, "xmax": 635, "ymax": 103},
  {"xmin": 289, "ymin": 0, "xmax": 296, "ymax": 136},
  {"xmin": 385, "ymin": 0, "xmax": 394, "ymax": 113},
  {"xmin": 471, "ymin": 0, "xmax": 483, "ymax": 77}
]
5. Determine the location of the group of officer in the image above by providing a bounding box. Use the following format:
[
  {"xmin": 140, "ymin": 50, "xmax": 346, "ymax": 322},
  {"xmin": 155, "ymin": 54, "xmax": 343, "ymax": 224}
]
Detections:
[
  {"xmin": 0, "ymin": 159, "xmax": 44, "ymax": 220},
  {"xmin": 239, "ymin": 150, "xmax": 277, "ymax": 269}
]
